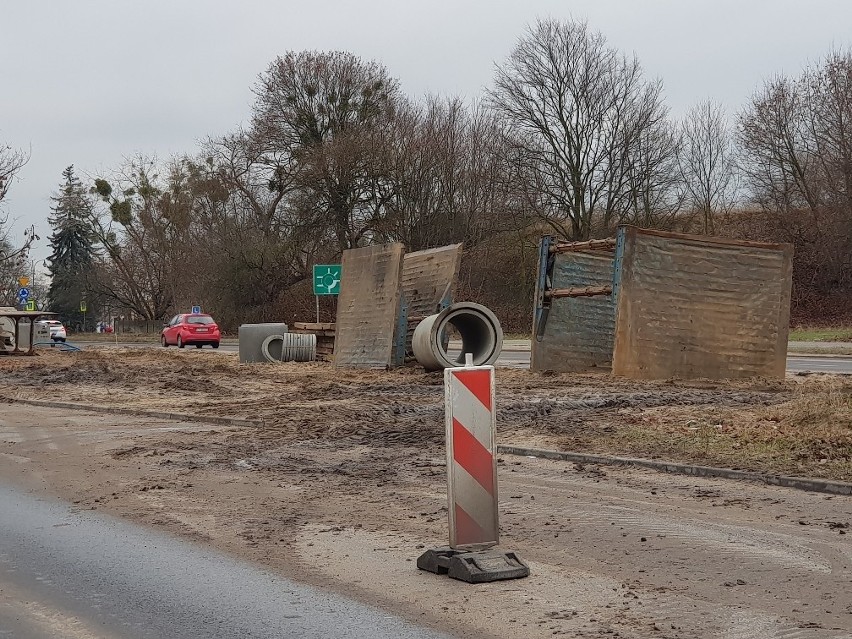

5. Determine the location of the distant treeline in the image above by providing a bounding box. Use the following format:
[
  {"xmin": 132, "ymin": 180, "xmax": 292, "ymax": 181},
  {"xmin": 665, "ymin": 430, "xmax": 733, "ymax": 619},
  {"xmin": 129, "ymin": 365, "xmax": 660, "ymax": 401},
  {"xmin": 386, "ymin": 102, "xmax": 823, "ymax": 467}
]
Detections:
[{"xmin": 4, "ymin": 19, "xmax": 850, "ymax": 330}]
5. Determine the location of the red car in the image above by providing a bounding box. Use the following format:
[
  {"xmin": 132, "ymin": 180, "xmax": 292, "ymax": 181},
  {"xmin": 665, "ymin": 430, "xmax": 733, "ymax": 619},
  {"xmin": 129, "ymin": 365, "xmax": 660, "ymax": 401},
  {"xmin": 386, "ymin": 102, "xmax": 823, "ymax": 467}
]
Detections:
[{"xmin": 161, "ymin": 313, "xmax": 220, "ymax": 349}]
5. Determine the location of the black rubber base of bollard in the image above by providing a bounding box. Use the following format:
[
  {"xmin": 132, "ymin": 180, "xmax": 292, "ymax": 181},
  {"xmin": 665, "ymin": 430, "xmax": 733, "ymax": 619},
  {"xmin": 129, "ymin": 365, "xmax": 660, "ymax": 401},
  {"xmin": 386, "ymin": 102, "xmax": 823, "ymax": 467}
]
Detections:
[{"xmin": 417, "ymin": 547, "xmax": 530, "ymax": 583}]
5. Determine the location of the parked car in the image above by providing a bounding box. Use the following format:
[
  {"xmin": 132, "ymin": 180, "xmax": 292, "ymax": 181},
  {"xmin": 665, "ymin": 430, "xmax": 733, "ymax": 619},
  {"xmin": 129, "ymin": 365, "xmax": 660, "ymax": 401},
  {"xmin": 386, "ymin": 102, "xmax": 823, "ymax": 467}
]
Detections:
[
  {"xmin": 161, "ymin": 313, "xmax": 220, "ymax": 349},
  {"xmin": 37, "ymin": 320, "xmax": 67, "ymax": 342}
]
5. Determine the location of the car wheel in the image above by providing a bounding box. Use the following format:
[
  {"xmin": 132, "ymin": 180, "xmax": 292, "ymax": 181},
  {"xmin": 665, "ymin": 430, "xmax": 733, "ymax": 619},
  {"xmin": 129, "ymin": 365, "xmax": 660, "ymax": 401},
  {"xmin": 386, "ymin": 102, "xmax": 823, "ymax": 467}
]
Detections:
[
  {"xmin": 161, "ymin": 335, "xmax": 168, "ymax": 347},
  {"xmin": 60, "ymin": 338, "xmax": 66, "ymax": 343},
  {"xmin": 212, "ymin": 342, "xmax": 219, "ymax": 349},
  {"xmin": 177, "ymin": 335, "xmax": 184, "ymax": 349}
]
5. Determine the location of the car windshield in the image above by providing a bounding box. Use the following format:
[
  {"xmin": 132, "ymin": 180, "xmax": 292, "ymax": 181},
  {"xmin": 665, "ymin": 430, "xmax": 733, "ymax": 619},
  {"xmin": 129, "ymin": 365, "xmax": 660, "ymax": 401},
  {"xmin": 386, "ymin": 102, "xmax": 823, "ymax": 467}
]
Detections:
[{"xmin": 186, "ymin": 316, "xmax": 214, "ymax": 325}]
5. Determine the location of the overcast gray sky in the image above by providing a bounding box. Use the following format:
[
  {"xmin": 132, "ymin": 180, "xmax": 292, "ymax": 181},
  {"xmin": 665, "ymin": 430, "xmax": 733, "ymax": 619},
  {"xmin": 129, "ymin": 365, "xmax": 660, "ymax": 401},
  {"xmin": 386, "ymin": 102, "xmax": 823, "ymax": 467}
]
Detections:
[{"xmin": 2, "ymin": 0, "xmax": 850, "ymax": 265}]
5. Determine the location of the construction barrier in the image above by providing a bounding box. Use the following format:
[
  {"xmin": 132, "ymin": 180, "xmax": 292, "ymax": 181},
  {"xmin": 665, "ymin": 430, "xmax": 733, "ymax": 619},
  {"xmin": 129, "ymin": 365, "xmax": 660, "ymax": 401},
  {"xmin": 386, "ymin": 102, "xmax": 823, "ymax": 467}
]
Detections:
[
  {"xmin": 445, "ymin": 360, "xmax": 498, "ymax": 548},
  {"xmin": 416, "ymin": 355, "xmax": 529, "ymax": 582}
]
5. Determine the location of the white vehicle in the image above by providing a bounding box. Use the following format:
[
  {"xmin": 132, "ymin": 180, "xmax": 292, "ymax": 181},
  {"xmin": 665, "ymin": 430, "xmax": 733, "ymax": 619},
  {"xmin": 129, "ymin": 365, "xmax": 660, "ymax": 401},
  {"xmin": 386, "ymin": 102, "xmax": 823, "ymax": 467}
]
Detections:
[{"xmin": 37, "ymin": 320, "xmax": 67, "ymax": 342}]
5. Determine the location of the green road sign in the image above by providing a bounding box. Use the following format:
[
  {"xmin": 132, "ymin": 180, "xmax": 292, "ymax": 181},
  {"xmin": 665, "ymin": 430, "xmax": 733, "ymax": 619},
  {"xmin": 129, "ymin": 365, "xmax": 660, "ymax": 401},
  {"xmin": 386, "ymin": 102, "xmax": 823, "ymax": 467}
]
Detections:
[
  {"xmin": 313, "ymin": 264, "xmax": 342, "ymax": 296},
  {"xmin": 80, "ymin": 300, "xmax": 87, "ymax": 312},
  {"xmin": 25, "ymin": 300, "xmax": 35, "ymax": 311}
]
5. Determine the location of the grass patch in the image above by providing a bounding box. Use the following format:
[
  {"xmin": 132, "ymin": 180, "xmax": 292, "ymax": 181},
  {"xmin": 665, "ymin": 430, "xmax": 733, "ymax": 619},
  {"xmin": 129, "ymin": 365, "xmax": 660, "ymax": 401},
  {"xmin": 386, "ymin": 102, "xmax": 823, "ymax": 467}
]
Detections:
[
  {"xmin": 789, "ymin": 326, "xmax": 852, "ymax": 342},
  {"xmin": 554, "ymin": 377, "xmax": 852, "ymax": 481}
]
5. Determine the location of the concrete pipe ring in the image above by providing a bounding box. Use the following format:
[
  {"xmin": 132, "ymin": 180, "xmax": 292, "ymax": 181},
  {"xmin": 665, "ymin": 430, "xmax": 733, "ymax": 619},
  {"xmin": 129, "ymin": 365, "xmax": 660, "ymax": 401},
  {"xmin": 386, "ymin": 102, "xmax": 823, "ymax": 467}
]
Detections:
[
  {"xmin": 412, "ymin": 302, "xmax": 503, "ymax": 371},
  {"xmin": 261, "ymin": 334, "xmax": 287, "ymax": 363}
]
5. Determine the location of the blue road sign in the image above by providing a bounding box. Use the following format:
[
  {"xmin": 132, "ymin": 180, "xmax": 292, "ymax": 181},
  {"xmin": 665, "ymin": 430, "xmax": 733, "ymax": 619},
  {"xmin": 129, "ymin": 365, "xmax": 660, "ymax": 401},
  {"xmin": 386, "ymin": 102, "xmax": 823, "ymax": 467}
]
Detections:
[
  {"xmin": 17, "ymin": 287, "xmax": 30, "ymax": 300},
  {"xmin": 191, "ymin": 305, "xmax": 201, "ymax": 314}
]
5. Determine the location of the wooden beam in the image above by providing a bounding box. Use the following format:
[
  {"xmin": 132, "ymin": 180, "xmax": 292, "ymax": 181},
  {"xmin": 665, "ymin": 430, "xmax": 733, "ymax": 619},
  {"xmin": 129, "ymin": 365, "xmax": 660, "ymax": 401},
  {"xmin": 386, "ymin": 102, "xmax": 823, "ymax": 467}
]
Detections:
[
  {"xmin": 545, "ymin": 285, "xmax": 613, "ymax": 299},
  {"xmin": 549, "ymin": 238, "xmax": 616, "ymax": 254}
]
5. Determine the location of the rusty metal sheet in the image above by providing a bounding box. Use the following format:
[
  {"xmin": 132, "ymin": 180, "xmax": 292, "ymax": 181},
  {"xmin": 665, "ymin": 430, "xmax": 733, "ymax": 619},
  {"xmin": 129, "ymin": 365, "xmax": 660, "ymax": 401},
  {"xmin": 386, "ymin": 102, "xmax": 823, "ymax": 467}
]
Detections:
[
  {"xmin": 400, "ymin": 244, "xmax": 463, "ymax": 356},
  {"xmin": 333, "ymin": 243, "xmax": 405, "ymax": 368},
  {"xmin": 531, "ymin": 251, "xmax": 615, "ymax": 372},
  {"xmin": 612, "ymin": 227, "xmax": 793, "ymax": 380}
]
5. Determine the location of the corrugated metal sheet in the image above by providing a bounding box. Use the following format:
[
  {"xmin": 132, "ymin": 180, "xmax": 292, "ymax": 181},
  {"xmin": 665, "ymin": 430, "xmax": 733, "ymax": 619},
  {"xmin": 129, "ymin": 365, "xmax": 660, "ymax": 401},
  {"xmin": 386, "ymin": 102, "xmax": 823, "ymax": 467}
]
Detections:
[
  {"xmin": 611, "ymin": 227, "xmax": 793, "ymax": 380},
  {"xmin": 333, "ymin": 243, "xmax": 405, "ymax": 368},
  {"xmin": 400, "ymin": 244, "xmax": 463, "ymax": 356},
  {"xmin": 530, "ymin": 251, "xmax": 615, "ymax": 372}
]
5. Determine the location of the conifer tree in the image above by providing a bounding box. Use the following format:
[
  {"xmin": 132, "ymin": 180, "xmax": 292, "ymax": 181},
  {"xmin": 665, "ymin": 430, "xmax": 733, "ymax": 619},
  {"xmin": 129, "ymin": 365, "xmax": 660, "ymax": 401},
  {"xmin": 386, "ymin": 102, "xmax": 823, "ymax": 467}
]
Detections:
[{"xmin": 47, "ymin": 166, "xmax": 95, "ymax": 329}]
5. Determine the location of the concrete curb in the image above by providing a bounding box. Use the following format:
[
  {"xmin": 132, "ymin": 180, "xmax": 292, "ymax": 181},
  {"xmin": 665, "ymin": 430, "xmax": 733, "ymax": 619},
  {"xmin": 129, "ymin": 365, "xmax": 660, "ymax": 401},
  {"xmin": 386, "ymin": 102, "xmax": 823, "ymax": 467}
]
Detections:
[
  {"xmin": 6, "ymin": 397, "xmax": 264, "ymax": 429},
  {"xmin": 497, "ymin": 445, "xmax": 852, "ymax": 496}
]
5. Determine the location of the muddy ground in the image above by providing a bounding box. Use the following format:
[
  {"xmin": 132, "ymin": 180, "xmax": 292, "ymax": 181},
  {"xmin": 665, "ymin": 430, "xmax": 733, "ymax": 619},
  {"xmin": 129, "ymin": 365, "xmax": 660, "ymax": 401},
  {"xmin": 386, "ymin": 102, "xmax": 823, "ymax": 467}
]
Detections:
[
  {"xmin": 1, "ymin": 350, "xmax": 852, "ymax": 638},
  {"xmin": 2, "ymin": 349, "xmax": 851, "ymax": 480}
]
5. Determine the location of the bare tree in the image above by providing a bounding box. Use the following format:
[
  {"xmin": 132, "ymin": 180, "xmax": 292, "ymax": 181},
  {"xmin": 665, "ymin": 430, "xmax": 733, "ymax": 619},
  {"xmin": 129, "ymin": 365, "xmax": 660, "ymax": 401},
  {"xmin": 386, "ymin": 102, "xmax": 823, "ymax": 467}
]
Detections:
[
  {"xmin": 375, "ymin": 97, "xmax": 514, "ymax": 250},
  {"xmin": 192, "ymin": 131, "xmax": 320, "ymax": 325},
  {"xmin": 87, "ymin": 157, "xmax": 185, "ymax": 320},
  {"xmin": 738, "ymin": 50, "xmax": 852, "ymax": 317},
  {"xmin": 0, "ymin": 143, "xmax": 28, "ymax": 205},
  {"xmin": 488, "ymin": 18, "xmax": 670, "ymax": 240},
  {"xmin": 738, "ymin": 76, "xmax": 817, "ymax": 218},
  {"xmin": 251, "ymin": 50, "xmax": 403, "ymax": 252},
  {"xmin": 619, "ymin": 117, "xmax": 684, "ymax": 231},
  {"xmin": 678, "ymin": 100, "xmax": 740, "ymax": 234},
  {"xmin": 0, "ymin": 142, "xmax": 36, "ymax": 271}
]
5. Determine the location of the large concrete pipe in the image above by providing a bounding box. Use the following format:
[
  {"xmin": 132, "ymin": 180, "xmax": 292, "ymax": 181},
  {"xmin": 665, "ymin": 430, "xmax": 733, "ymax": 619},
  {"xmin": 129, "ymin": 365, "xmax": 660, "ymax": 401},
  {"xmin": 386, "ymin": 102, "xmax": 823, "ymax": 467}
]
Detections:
[
  {"xmin": 238, "ymin": 323, "xmax": 288, "ymax": 363},
  {"xmin": 412, "ymin": 302, "xmax": 503, "ymax": 371}
]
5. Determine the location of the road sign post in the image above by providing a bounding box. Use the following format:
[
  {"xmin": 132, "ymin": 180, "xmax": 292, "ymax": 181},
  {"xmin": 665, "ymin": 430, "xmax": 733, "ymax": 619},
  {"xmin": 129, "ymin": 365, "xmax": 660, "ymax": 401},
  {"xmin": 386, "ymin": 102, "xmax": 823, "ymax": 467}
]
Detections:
[
  {"xmin": 417, "ymin": 355, "xmax": 529, "ymax": 583},
  {"xmin": 312, "ymin": 264, "xmax": 341, "ymax": 323}
]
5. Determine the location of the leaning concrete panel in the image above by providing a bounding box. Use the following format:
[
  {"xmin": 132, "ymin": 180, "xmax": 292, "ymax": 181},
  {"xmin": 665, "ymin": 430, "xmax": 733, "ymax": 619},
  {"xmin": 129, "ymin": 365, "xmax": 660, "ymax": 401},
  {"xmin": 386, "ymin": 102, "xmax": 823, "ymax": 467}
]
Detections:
[
  {"xmin": 531, "ymin": 251, "xmax": 615, "ymax": 372},
  {"xmin": 334, "ymin": 243, "xmax": 405, "ymax": 368},
  {"xmin": 400, "ymin": 244, "xmax": 463, "ymax": 356},
  {"xmin": 612, "ymin": 227, "xmax": 793, "ymax": 380}
]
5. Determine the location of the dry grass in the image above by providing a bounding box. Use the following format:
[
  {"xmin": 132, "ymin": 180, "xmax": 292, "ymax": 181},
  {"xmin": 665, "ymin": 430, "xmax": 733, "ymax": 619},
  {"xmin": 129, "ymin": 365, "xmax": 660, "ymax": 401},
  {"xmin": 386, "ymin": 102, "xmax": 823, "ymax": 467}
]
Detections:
[
  {"xmin": 572, "ymin": 377, "xmax": 852, "ymax": 480},
  {"xmin": 789, "ymin": 326, "xmax": 852, "ymax": 342}
]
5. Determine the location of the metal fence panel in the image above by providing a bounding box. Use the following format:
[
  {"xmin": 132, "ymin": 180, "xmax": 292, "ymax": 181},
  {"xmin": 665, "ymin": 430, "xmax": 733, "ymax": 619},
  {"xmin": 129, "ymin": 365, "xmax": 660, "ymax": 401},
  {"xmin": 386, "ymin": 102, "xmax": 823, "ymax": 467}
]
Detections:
[
  {"xmin": 531, "ymin": 251, "xmax": 615, "ymax": 372},
  {"xmin": 612, "ymin": 227, "xmax": 793, "ymax": 379},
  {"xmin": 400, "ymin": 244, "xmax": 463, "ymax": 357},
  {"xmin": 333, "ymin": 243, "xmax": 405, "ymax": 368}
]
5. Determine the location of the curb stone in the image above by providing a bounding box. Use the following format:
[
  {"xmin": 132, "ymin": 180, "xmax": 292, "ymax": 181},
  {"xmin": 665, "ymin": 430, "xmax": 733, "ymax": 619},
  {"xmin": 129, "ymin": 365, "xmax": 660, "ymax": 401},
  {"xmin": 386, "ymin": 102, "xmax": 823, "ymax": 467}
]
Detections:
[{"xmin": 497, "ymin": 445, "xmax": 852, "ymax": 496}]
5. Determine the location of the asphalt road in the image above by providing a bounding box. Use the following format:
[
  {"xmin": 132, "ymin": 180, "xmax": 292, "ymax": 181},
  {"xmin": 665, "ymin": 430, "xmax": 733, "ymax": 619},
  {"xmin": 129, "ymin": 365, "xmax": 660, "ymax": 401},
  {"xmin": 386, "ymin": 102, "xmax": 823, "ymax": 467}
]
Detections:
[
  {"xmin": 69, "ymin": 340, "xmax": 852, "ymax": 374},
  {"xmin": 0, "ymin": 482, "xmax": 447, "ymax": 639},
  {"xmin": 3, "ymin": 404, "xmax": 851, "ymax": 638}
]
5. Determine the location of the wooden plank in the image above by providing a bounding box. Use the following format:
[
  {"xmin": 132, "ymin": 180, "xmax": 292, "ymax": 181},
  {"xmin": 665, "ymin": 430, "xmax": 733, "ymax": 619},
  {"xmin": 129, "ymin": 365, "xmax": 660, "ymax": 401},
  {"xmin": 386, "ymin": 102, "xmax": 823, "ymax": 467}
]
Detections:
[
  {"xmin": 293, "ymin": 322, "xmax": 335, "ymax": 331},
  {"xmin": 290, "ymin": 329, "xmax": 336, "ymax": 337},
  {"xmin": 546, "ymin": 285, "xmax": 613, "ymax": 299},
  {"xmin": 549, "ymin": 238, "xmax": 616, "ymax": 254}
]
